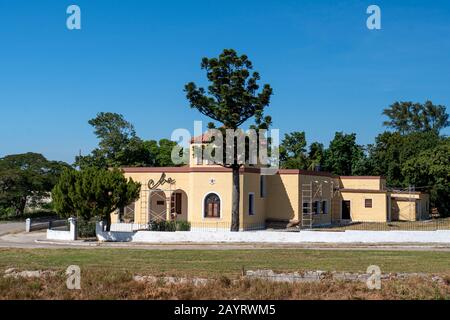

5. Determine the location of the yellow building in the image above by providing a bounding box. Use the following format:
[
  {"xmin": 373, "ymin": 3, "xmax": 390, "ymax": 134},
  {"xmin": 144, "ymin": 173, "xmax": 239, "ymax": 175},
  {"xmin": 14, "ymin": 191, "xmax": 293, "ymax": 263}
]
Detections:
[{"xmin": 113, "ymin": 141, "xmax": 430, "ymax": 230}]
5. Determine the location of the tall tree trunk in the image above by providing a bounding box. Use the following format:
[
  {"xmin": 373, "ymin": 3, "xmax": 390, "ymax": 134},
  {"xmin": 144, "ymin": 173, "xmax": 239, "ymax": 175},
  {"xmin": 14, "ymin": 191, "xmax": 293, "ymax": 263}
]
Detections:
[
  {"xmin": 231, "ymin": 165, "xmax": 240, "ymax": 232},
  {"xmin": 105, "ymin": 213, "xmax": 112, "ymax": 232},
  {"xmin": 15, "ymin": 197, "xmax": 27, "ymax": 217}
]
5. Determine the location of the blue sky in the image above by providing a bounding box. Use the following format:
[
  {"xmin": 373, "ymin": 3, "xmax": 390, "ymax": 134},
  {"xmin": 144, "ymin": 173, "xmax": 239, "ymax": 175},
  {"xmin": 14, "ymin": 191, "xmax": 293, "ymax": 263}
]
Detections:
[{"xmin": 0, "ymin": 0, "xmax": 449, "ymax": 163}]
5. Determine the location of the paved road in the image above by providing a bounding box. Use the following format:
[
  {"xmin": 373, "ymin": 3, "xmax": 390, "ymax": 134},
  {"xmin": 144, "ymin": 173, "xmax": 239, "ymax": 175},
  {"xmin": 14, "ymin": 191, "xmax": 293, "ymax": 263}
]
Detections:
[{"xmin": 0, "ymin": 222, "xmax": 25, "ymax": 237}]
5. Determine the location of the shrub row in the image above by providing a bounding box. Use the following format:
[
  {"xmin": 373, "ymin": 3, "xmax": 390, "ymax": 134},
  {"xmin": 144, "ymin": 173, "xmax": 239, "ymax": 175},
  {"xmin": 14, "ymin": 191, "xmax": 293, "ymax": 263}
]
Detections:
[
  {"xmin": 148, "ymin": 221, "xmax": 191, "ymax": 232},
  {"xmin": 77, "ymin": 219, "xmax": 97, "ymax": 238},
  {"xmin": 0, "ymin": 208, "xmax": 58, "ymax": 221}
]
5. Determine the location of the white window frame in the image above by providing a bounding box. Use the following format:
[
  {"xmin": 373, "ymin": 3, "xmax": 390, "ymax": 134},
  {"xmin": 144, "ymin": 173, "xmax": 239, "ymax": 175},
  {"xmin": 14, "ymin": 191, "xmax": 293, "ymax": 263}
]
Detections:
[{"xmin": 202, "ymin": 192, "xmax": 223, "ymax": 220}]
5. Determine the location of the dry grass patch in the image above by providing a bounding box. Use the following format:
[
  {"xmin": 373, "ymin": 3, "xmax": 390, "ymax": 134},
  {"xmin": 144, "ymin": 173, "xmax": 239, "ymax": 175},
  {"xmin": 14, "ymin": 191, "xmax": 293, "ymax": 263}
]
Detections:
[
  {"xmin": 1, "ymin": 248, "xmax": 450, "ymax": 276},
  {"xmin": 0, "ymin": 270, "xmax": 449, "ymax": 300}
]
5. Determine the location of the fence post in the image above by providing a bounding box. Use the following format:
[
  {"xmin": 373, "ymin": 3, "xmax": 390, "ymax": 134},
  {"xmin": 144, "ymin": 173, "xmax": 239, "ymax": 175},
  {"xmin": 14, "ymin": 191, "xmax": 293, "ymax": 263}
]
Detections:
[
  {"xmin": 68, "ymin": 217, "xmax": 78, "ymax": 241},
  {"xmin": 25, "ymin": 218, "xmax": 31, "ymax": 233},
  {"xmin": 96, "ymin": 221, "xmax": 105, "ymax": 234}
]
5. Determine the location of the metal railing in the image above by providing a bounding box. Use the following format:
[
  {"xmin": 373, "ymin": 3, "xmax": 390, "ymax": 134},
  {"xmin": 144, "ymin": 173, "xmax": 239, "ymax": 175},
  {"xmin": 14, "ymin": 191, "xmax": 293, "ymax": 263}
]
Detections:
[
  {"xmin": 315, "ymin": 218, "xmax": 450, "ymax": 231},
  {"xmin": 25, "ymin": 216, "xmax": 68, "ymax": 232}
]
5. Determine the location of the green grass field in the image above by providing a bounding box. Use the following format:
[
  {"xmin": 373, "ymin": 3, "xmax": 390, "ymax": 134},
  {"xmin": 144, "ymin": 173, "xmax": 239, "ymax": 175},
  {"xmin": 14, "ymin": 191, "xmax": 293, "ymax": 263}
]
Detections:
[{"xmin": 1, "ymin": 248, "xmax": 449, "ymax": 276}]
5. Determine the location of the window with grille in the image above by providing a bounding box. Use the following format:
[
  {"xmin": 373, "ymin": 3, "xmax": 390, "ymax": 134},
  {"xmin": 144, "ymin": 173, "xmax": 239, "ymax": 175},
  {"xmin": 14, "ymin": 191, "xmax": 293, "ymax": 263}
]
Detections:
[
  {"xmin": 204, "ymin": 193, "xmax": 221, "ymax": 218},
  {"xmin": 313, "ymin": 201, "xmax": 320, "ymax": 214}
]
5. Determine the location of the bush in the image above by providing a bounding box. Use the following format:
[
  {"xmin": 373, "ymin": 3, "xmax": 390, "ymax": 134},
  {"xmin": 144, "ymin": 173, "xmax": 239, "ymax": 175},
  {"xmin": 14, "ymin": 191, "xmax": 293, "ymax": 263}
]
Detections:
[
  {"xmin": 78, "ymin": 219, "xmax": 97, "ymax": 238},
  {"xmin": 149, "ymin": 221, "xmax": 176, "ymax": 232},
  {"xmin": 0, "ymin": 207, "xmax": 15, "ymax": 220},
  {"xmin": 0, "ymin": 207, "xmax": 57, "ymax": 221},
  {"xmin": 148, "ymin": 221, "xmax": 191, "ymax": 232},
  {"xmin": 176, "ymin": 221, "xmax": 191, "ymax": 231}
]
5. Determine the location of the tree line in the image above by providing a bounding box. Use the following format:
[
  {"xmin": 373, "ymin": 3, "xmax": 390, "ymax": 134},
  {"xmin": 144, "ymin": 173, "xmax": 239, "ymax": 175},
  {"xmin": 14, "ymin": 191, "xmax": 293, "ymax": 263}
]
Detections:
[
  {"xmin": 279, "ymin": 101, "xmax": 449, "ymax": 215},
  {"xmin": 0, "ymin": 112, "xmax": 179, "ymax": 220}
]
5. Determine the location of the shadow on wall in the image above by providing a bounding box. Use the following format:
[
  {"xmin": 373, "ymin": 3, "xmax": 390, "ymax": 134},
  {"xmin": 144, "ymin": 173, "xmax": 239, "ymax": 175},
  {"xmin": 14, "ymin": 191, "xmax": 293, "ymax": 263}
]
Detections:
[
  {"xmin": 391, "ymin": 201, "xmax": 400, "ymax": 221},
  {"xmin": 266, "ymin": 174, "xmax": 295, "ymax": 221}
]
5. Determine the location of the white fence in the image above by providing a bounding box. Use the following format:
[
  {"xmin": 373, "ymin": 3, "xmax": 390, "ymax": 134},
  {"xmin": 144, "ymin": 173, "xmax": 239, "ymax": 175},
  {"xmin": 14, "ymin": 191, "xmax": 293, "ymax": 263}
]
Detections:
[
  {"xmin": 95, "ymin": 223, "xmax": 450, "ymax": 244},
  {"xmin": 96, "ymin": 222, "xmax": 134, "ymax": 242},
  {"xmin": 110, "ymin": 223, "xmax": 149, "ymax": 232},
  {"xmin": 46, "ymin": 218, "xmax": 77, "ymax": 241},
  {"xmin": 26, "ymin": 217, "xmax": 67, "ymax": 232}
]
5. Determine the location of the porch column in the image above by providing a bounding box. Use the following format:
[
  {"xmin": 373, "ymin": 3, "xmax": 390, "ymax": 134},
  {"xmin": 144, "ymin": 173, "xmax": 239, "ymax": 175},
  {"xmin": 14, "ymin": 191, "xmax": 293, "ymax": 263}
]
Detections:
[{"xmin": 166, "ymin": 191, "xmax": 173, "ymax": 221}]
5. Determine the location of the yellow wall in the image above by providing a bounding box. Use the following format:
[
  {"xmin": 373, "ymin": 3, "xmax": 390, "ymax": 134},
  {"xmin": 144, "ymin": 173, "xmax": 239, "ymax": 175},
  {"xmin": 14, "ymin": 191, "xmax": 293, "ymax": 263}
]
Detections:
[
  {"xmin": 241, "ymin": 173, "xmax": 266, "ymax": 229},
  {"xmin": 340, "ymin": 177, "xmax": 385, "ymax": 191},
  {"xmin": 341, "ymin": 191, "xmax": 388, "ymax": 222},
  {"xmin": 393, "ymin": 200, "xmax": 416, "ymax": 221},
  {"xmin": 188, "ymin": 172, "xmax": 234, "ymax": 229},
  {"xmin": 392, "ymin": 194, "xmax": 430, "ymax": 221},
  {"xmin": 265, "ymin": 174, "xmax": 299, "ymax": 222},
  {"xmin": 116, "ymin": 169, "xmax": 427, "ymax": 228}
]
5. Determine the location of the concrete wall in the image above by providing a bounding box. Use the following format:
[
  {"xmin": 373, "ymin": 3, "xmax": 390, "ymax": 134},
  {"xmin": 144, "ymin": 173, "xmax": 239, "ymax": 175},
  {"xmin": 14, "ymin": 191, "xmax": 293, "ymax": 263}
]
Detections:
[
  {"xmin": 241, "ymin": 172, "xmax": 266, "ymax": 229},
  {"xmin": 341, "ymin": 191, "xmax": 388, "ymax": 222},
  {"xmin": 110, "ymin": 223, "xmax": 149, "ymax": 232},
  {"xmin": 391, "ymin": 193, "xmax": 430, "ymax": 221},
  {"xmin": 393, "ymin": 199, "xmax": 416, "ymax": 221},
  {"xmin": 26, "ymin": 218, "xmax": 67, "ymax": 232},
  {"xmin": 188, "ymin": 172, "xmax": 234, "ymax": 229},
  {"xmin": 97, "ymin": 228, "xmax": 450, "ymax": 244},
  {"xmin": 265, "ymin": 173, "xmax": 299, "ymax": 222},
  {"xmin": 46, "ymin": 218, "xmax": 77, "ymax": 241},
  {"xmin": 340, "ymin": 177, "xmax": 385, "ymax": 190}
]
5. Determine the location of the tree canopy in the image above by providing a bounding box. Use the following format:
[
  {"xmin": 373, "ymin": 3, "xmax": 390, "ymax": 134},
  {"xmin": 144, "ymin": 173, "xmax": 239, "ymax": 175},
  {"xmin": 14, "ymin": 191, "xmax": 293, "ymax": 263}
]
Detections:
[
  {"xmin": 0, "ymin": 153, "xmax": 70, "ymax": 216},
  {"xmin": 276, "ymin": 99, "xmax": 448, "ymax": 216},
  {"xmin": 52, "ymin": 168, "xmax": 141, "ymax": 229},
  {"xmin": 279, "ymin": 131, "xmax": 308, "ymax": 170},
  {"xmin": 323, "ymin": 132, "xmax": 366, "ymax": 176},
  {"xmin": 75, "ymin": 112, "xmax": 179, "ymax": 169},
  {"xmin": 185, "ymin": 49, "xmax": 273, "ymax": 130},
  {"xmin": 185, "ymin": 49, "xmax": 273, "ymax": 231},
  {"xmin": 382, "ymin": 101, "xmax": 449, "ymax": 134},
  {"xmin": 402, "ymin": 139, "xmax": 450, "ymax": 215}
]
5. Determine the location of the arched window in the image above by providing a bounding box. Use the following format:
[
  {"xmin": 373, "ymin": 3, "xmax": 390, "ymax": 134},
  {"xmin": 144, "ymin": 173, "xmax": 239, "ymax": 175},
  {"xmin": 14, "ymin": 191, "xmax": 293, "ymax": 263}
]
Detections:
[{"xmin": 204, "ymin": 193, "xmax": 221, "ymax": 218}]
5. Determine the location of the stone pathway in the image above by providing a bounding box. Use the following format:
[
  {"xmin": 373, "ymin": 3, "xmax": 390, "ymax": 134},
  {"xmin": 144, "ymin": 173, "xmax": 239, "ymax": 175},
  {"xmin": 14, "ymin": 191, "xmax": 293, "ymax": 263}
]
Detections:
[{"xmin": 132, "ymin": 270, "xmax": 447, "ymax": 286}]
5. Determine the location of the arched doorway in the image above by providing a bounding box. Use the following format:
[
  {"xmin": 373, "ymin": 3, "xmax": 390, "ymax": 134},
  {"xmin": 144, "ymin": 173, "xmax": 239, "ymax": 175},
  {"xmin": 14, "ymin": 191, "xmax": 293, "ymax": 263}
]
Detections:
[
  {"xmin": 149, "ymin": 190, "xmax": 167, "ymax": 222},
  {"xmin": 171, "ymin": 189, "xmax": 188, "ymax": 222},
  {"xmin": 149, "ymin": 189, "xmax": 189, "ymax": 222}
]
